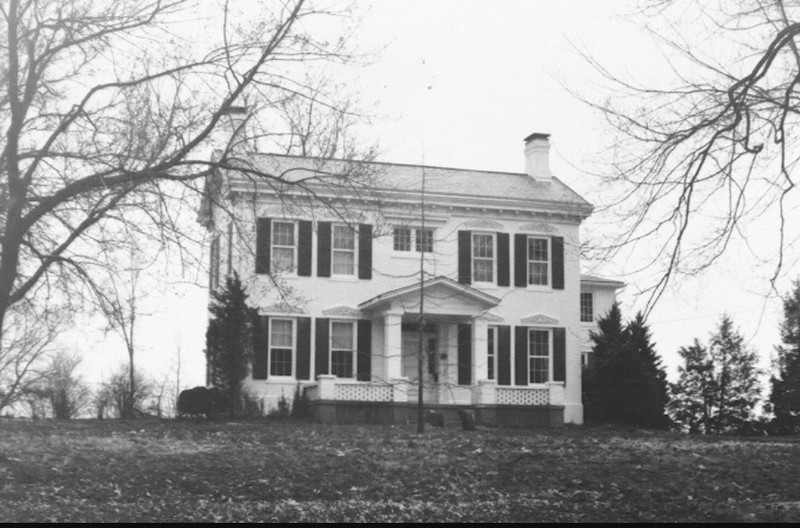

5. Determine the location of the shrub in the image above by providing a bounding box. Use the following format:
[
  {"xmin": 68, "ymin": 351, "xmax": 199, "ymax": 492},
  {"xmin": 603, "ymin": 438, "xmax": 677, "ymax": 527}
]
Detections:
[
  {"xmin": 177, "ymin": 386, "xmax": 228, "ymax": 419},
  {"xmin": 291, "ymin": 384, "xmax": 312, "ymax": 420}
]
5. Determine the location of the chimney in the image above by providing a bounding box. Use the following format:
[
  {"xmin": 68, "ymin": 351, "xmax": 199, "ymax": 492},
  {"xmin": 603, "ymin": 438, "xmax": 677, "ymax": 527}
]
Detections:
[
  {"xmin": 524, "ymin": 132, "xmax": 552, "ymax": 181},
  {"xmin": 222, "ymin": 105, "xmax": 247, "ymax": 150}
]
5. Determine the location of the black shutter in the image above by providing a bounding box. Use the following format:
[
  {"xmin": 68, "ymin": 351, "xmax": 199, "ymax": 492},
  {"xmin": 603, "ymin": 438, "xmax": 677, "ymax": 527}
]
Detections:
[
  {"xmin": 497, "ymin": 233, "xmax": 510, "ymax": 287},
  {"xmin": 256, "ymin": 218, "xmax": 271, "ymax": 275},
  {"xmin": 315, "ymin": 318, "xmax": 330, "ymax": 378},
  {"xmin": 317, "ymin": 222, "xmax": 331, "ymax": 278},
  {"xmin": 253, "ymin": 315, "xmax": 269, "ymax": 380},
  {"xmin": 514, "ymin": 234, "xmax": 527, "ymax": 287},
  {"xmin": 358, "ymin": 224, "xmax": 373, "ymax": 280},
  {"xmin": 458, "ymin": 231, "xmax": 472, "ymax": 284},
  {"xmin": 297, "ymin": 221, "xmax": 312, "ymax": 277},
  {"xmin": 357, "ymin": 320, "xmax": 372, "ymax": 381},
  {"xmin": 296, "ymin": 317, "xmax": 312, "ymax": 380},
  {"xmin": 457, "ymin": 323, "xmax": 472, "ymax": 386},
  {"xmin": 553, "ymin": 327, "xmax": 566, "ymax": 383},
  {"xmin": 552, "ymin": 236, "xmax": 564, "ymax": 290},
  {"xmin": 498, "ymin": 325, "xmax": 511, "ymax": 385},
  {"xmin": 514, "ymin": 326, "xmax": 528, "ymax": 386}
]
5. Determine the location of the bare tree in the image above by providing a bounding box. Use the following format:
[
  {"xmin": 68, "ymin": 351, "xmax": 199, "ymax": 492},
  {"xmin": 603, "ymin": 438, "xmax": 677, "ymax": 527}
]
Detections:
[
  {"xmin": 577, "ymin": 0, "xmax": 800, "ymax": 312},
  {"xmin": 40, "ymin": 351, "xmax": 90, "ymax": 419},
  {"xmin": 0, "ymin": 0, "xmax": 376, "ymax": 352}
]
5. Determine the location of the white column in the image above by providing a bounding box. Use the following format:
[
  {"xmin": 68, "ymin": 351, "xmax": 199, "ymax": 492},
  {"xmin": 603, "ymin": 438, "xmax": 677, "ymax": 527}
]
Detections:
[
  {"xmin": 471, "ymin": 317, "xmax": 489, "ymax": 383},
  {"xmin": 384, "ymin": 312, "xmax": 403, "ymax": 380}
]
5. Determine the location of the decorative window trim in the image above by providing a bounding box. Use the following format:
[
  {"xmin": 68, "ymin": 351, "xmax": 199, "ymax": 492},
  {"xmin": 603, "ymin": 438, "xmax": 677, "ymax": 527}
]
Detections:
[
  {"xmin": 269, "ymin": 318, "xmax": 296, "ymax": 379},
  {"xmin": 472, "ymin": 232, "xmax": 496, "ymax": 284},
  {"xmin": 330, "ymin": 320, "xmax": 357, "ymax": 379},
  {"xmin": 332, "ymin": 224, "xmax": 358, "ymax": 277}
]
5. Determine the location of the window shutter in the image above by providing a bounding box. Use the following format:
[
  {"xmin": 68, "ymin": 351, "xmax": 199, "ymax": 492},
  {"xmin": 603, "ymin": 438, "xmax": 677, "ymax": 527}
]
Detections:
[
  {"xmin": 296, "ymin": 317, "xmax": 312, "ymax": 380},
  {"xmin": 553, "ymin": 327, "xmax": 566, "ymax": 383},
  {"xmin": 514, "ymin": 234, "xmax": 527, "ymax": 287},
  {"xmin": 253, "ymin": 315, "xmax": 269, "ymax": 380},
  {"xmin": 256, "ymin": 218, "xmax": 271, "ymax": 275},
  {"xmin": 357, "ymin": 320, "xmax": 372, "ymax": 381},
  {"xmin": 358, "ymin": 224, "xmax": 373, "ymax": 280},
  {"xmin": 315, "ymin": 318, "xmax": 330, "ymax": 378},
  {"xmin": 458, "ymin": 231, "xmax": 472, "ymax": 284},
  {"xmin": 498, "ymin": 325, "xmax": 511, "ymax": 386},
  {"xmin": 297, "ymin": 221, "xmax": 312, "ymax": 277},
  {"xmin": 317, "ymin": 222, "xmax": 331, "ymax": 278},
  {"xmin": 514, "ymin": 326, "xmax": 528, "ymax": 386},
  {"xmin": 552, "ymin": 236, "xmax": 564, "ymax": 290},
  {"xmin": 497, "ymin": 233, "xmax": 510, "ymax": 287},
  {"xmin": 457, "ymin": 323, "xmax": 472, "ymax": 385}
]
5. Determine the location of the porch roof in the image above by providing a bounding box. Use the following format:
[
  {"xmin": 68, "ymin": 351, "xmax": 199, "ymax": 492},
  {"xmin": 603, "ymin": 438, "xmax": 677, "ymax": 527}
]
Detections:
[{"xmin": 358, "ymin": 276, "xmax": 501, "ymax": 314}]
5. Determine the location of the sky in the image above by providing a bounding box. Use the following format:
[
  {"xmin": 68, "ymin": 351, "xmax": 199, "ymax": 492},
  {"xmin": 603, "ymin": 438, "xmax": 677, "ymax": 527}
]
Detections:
[{"xmin": 76, "ymin": 0, "xmax": 790, "ymax": 395}]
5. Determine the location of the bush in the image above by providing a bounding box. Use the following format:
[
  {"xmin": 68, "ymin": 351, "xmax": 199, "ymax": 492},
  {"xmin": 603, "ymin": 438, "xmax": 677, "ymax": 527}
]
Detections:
[
  {"xmin": 177, "ymin": 386, "xmax": 228, "ymax": 419},
  {"xmin": 291, "ymin": 384, "xmax": 312, "ymax": 420}
]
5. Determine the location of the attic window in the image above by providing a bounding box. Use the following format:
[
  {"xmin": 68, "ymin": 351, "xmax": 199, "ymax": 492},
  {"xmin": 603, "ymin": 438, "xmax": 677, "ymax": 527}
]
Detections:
[{"xmin": 393, "ymin": 227, "xmax": 433, "ymax": 253}]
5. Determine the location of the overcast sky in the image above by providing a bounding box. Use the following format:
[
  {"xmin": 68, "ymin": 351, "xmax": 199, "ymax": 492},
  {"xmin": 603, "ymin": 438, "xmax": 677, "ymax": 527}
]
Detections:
[{"xmin": 77, "ymin": 0, "xmax": 788, "ymax": 392}]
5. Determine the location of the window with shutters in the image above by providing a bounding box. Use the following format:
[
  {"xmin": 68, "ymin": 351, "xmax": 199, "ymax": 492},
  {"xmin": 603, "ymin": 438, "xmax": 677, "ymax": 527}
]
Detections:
[
  {"xmin": 580, "ymin": 292, "xmax": 594, "ymax": 322},
  {"xmin": 393, "ymin": 227, "xmax": 433, "ymax": 253},
  {"xmin": 330, "ymin": 321, "xmax": 356, "ymax": 378},
  {"xmin": 332, "ymin": 224, "xmax": 356, "ymax": 276},
  {"xmin": 527, "ymin": 236, "xmax": 550, "ymax": 286},
  {"xmin": 528, "ymin": 329, "xmax": 551, "ymax": 384},
  {"xmin": 487, "ymin": 326, "xmax": 498, "ymax": 381},
  {"xmin": 472, "ymin": 232, "xmax": 495, "ymax": 283},
  {"xmin": 269, "ymin": 318, "xmax": 295, "ymax": 378},
  {"xmin": 271, "ymin": 221, "xmax": 296, "ymax": 273}
]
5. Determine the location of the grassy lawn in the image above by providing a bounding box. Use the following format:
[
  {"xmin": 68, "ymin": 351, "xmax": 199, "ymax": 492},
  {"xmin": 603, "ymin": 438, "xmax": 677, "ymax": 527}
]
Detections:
[{"xmin": 0, "ymin": 419, "xmax": 798, "ymax": 522}]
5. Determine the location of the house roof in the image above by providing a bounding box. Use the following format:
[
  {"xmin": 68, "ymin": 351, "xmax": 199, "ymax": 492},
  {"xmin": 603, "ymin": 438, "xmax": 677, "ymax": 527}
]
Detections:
[
  {"xmin": 580, "ymin": 274, "xmax": 625, "ymax": 289},
  {"xmin": 223, "ymin": 152, "xmax": 594, "ymax": 217},
  {"xmin": 358, "ymin": 276, "xmax": 501, "ymax": 312}
]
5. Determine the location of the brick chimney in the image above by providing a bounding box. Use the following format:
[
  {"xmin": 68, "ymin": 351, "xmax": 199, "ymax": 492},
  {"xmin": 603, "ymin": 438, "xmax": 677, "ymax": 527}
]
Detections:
[
  {"xmin": 524, "ymin": 132, "xmax": 552, "ymax": 181},
  {"xmin": 222, "ymin": 105, "xmax": 247, "ymax": 150}
]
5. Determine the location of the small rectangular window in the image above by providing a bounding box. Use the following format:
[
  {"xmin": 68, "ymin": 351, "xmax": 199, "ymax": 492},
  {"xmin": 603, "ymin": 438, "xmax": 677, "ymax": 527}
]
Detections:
[
  {"xmin": 271, "ymin": 221, "xmax": 296, "ymax": 273},
  {"xmin": 269, "ymin": 319, "xmax": 295, "ymax": 377},
  {"xmin": 527, "ymin": 237, "xmax": 549, "ymax": 286},
  {"xmin": 580, "ymin": 292, "xmax": 594, "ymax": 323},
  {"xmin": 528, "ymin": 329, "xmax": 550, "ymax": 384},
  {"xmin": 330, "ymin": 321, "xmax": 355, "ymax": 378},
  {"xmin": 332, "ymin": 225, "xmax": 356, "ymax": 275},
  {"xmin": 472, "ymin": 233, "xmax": 495, "ymax": 283},
  {"xmin": 393, "ymin": 227, "xmax": 411, "ymax": 251},
  {"xmin": 415, "ymin": 228, "xmax": 433, "ymax": 253},
  {"xmin": 487, "ymin": 326, "xmax": 497, "ymax": 381}
]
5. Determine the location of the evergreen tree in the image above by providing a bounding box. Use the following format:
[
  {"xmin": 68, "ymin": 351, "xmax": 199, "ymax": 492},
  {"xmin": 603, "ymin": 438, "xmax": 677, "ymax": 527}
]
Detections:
[
  {"xmin": 668, "ymin": 340, "xmax": 714, "ymax": 433},
  {"xmin": 205, "ymin": 274, "xmax": 256, "ymax": 418},
  {"xmin": 669, "ymin": 315, "xmax": 761, "ymax": 434},
  {"xmin": 583, "ymin": 303, "xmax": 670, "ymax": 428},
  {"xmin": 770, "ymin": 279, "xmax": 800, "ymax": 434}
]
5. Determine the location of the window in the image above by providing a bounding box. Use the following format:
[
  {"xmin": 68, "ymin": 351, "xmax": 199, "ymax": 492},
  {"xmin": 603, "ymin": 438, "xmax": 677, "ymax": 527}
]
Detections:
[
  {"xmin": 332, "ymin": 224, "xmax": 356, "ymax": 275},
  {"xmin": 487, "ymin": 326, "xmax": 497, "ymax": 381},
  {"xmin": 330, "ymin": 321, "xmax": 356, "ymax": 378},
  {"xmin": 528, "ymin": 329, "xmax": 550, "ymax": 384},
  {"xmin": 271, "ymin": 221, "xmax": 296, "ymax": 273},
  {"xmin": 580, "ymin": 292, "xmax": 594, "ymax": 322},
  {"xmin": 269, "ymin": 319, "xmax": 294, "ymax": 377},
  {"xmin": 393, "ymin": 227, "xmax": 434, "ymax": 253},
  {"xmin": 527, "ymin": 237, "xmax": 549, "ymax": 286},
  {"xmin": 472, "ymin": 232, "xmax": 495, "ymax": 283}
]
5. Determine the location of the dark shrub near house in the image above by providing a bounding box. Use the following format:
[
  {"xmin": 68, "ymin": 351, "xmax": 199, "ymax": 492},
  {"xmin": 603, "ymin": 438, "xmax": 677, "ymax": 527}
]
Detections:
[{"xmin": 177, "ymin": 387, "xmax": 228, "ymax": 418}]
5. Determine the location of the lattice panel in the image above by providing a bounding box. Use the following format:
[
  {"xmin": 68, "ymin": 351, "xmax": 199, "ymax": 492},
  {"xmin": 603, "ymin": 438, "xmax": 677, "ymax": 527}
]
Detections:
[
  {"xmin": 335, "ymin": 382, "xmax": 393, "ymax": 402},
  {"xmin": 495, "ymin": 387, "xmax": 549, "ymax": 406}
]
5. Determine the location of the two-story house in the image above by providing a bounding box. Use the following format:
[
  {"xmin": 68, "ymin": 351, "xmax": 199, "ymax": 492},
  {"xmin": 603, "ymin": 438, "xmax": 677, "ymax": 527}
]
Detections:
[{"xmin": 199, "ymin": 126, "xmax": 621, "ymax": 427}]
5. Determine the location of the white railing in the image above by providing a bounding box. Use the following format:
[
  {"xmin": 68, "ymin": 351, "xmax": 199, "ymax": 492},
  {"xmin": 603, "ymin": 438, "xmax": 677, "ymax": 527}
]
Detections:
[
  {"xmin": 495, "ymin": 386, "xmax": 549, "ymax": 406},
  {"xmin": 334, "ymin": 381, "xmax": 394, "ymax": 402}
]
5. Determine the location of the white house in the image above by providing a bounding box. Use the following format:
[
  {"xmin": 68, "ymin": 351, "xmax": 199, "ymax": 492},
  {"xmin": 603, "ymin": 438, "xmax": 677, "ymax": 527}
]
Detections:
[{"xmin": 199, "ymin": 128, "xmax": 622, "ymax": 427}]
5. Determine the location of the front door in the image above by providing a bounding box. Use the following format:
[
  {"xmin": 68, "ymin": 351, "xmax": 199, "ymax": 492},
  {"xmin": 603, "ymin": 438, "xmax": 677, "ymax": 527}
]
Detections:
[{"xmin": 402, "ymin": 330, "xmax": 439, "ymax": 403}]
